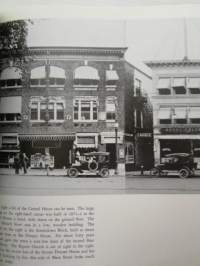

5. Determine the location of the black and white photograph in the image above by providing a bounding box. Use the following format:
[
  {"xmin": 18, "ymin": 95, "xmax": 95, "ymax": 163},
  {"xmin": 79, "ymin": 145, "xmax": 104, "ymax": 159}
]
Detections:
[
  {"xmin": 2, "ymin": 2, "xmax": 200, "ymax": 266},
  {"xmin": 2, "ymin": 15, "xmax": 200, "ymax": 193}
]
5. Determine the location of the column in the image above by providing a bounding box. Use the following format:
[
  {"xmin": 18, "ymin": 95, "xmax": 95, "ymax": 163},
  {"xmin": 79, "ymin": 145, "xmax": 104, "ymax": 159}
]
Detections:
[{"xmin": 154, "ymin": 137, "xmax": 160, "ymax": 165}]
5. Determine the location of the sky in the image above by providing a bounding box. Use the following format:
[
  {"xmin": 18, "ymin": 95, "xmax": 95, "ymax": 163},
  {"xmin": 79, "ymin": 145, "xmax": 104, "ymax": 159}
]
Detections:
[{"xmin": 27, "ymin": 18, "xmax": 200, "ymax": 68}]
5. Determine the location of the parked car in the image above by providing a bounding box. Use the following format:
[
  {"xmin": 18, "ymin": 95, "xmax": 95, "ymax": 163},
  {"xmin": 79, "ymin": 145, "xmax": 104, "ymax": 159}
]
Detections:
[
  {"xmin": 67, "ymin": 151, "xmax": 110, "ymax": 177},
  {"xmin": 151, "ymin": 153, "xmax": 197, "ymax": 178}
]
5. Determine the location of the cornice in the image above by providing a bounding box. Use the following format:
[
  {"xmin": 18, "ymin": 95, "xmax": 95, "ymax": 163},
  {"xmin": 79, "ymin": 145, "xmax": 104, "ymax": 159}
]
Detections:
[
  {"xmin": 27, "ymin": 46, "xmax": 128, "ymax": 58},
  {"xmin": 146, "ymin": 59, "xmax": 200, "ymax": 68}
]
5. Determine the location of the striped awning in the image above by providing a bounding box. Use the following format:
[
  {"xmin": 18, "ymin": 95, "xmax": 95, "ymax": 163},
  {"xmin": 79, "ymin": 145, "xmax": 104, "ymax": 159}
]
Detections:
[
  {"xmin": 74, "ymin": 66, "xmax": 99, "ymax": 80},
  {"xmin": 0, "ymin": 67, "xmax": 22, "ymax": 80},
  {"xmin": 31, "ymin": 66, "xmax": 46, "ymax": 79},
  {"xmin": 173, "ymin": 78, "xmax": 185, "ymax": 87},
  {"xmin": 19, "ymin": 134, "xmax": 75, "ymax": 141},
  {"xmin": 157, "ymin": 78, "xmax": 170, "ymax": 89},
  {"xmin": 106, "ymin": 70, "xmax": 119, "ymax": 81},
  {"xmin": 50, "ymin": 66, "xmax": 65, "ymax": 78},
  {"xmin": 187, "ymin": 78, "xmax": 200, "ymax": 88}
]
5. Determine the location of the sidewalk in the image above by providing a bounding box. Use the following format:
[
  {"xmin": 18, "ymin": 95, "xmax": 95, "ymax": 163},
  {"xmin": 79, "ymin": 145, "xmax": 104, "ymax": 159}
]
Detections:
[
  {"xmin": 0, "ymin": 168, "xmax": 67, "ymax": 176},
  {"xmin": 0, "ymin": 167, "xmax": 148, "ymax": 176}
]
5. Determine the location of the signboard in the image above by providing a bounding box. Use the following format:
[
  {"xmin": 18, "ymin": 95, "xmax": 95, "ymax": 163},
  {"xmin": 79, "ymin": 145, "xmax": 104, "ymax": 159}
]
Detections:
[
  {"xmin": 137, "ymin": 132, "xmax": 152, "ymax": 138},
  {"xmin": 161, "ymin": 127, "xmax": 200, "ymax": 134}
]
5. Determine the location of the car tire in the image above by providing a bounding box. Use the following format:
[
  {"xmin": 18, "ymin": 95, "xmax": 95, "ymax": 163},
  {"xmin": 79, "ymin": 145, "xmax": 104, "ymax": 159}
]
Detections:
[
  {"xmin": 99, "ymin": 168, "xmax": 109, "ymax": 178},
  {"xmin": 68, "ymin": 168, "xmax": 79, "ymax": 177},
  {"xmin": 151, "ymin": 167, "xmax": 161, "ymax": 177},
  {"xmin": 179, "ymin": 168, "xmax": 190, "ymax": 178},
  {"xmin": 88, "ymin": 160, "xmax": 98, "ymax": 172}
]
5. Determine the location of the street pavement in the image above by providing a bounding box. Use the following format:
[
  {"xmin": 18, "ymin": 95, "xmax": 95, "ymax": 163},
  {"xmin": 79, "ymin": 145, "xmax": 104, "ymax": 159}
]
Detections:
[{"xmin": 1, "ymin": 168, "xmax": 200, "ymax": 194}]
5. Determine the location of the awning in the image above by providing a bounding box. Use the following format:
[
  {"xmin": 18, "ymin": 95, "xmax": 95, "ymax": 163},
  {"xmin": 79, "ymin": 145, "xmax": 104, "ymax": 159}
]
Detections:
[
  {"xmin": 49, "ymin": 66, "xmax": 65, "ymax": 79},
  {"xmin": 158, "ymin": 108, "xmax": 171, "ymax": 119},
  {"xmin": 0, "ymin": 67, "xmax": 22, "ymax": 80},
  {"xmin": 174, "ymin": 107, "xmax": 187, "ymax": 119},
  {"xmin": 0, "ymin": 97, "xmax": 22, "ymax": 113},
  {"xmin": 74, "ymin": 66, "xmax": 99, "ymax": 80},
  {"xmin": 19, "ymin": 134, "xmax": 75, "ymax": 141},
  {"xmin": 157, "ymin": 78, "xmax": 170, "ymax": 89},
  {"xmin": 0, "ymin": 149, "xmax": 20, "ymax": 153},
  {"xmin": 31, "ymin": 66, "xmax": 46, "ymax": 79},
  {"xmin": 173, "ymin": 78, "xmax": 185, "ymax": 87},
  {"xmin": 188, "ymin": 107, "xmax": 200, "ymax": 119},
  {"xmin": 75, "ymin": 134, "xmax": 98, "ymax": 148},
  {"xmin": 106, "ymin": 102, "xmax": 116, "ymax": 112},
  {"xmin": 106, "ymin": 70, "xmax": 119, "ymax": 81},
  {"xmin": 187, "ymin": 78, "xmax": 200, "ymax": 88}
]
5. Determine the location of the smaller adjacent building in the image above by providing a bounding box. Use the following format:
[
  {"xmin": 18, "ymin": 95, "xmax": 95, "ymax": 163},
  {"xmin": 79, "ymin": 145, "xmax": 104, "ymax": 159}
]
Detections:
[{"xmin": 147, "ymin": 59, "xmax": 200, "ymax": 168}]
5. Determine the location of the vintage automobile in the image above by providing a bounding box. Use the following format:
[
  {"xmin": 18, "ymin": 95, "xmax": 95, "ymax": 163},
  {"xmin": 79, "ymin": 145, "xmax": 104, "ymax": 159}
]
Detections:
[
  {"xmin": 151, "ymin": 153, "xmax": 197, "ymax": 178},
  {"xmin": 67, "ymin": 151, "xmax": 110, "ymax": 177}
]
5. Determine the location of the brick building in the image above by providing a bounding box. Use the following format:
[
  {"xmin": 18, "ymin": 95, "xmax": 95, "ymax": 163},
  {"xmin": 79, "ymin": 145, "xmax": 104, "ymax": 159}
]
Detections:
[{"xmin": 0, "ymin": 46, "xmax": 153, "ymax": 173}]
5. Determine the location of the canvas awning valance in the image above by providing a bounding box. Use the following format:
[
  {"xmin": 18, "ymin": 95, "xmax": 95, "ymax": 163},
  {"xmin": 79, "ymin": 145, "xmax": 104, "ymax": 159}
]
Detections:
[
  {"xmin": 49, "ymin": 66, "xmax": 65, "ymax": 78},
  {"xmin": 31, "ymin": 66, "xmax": 46, "ymax": 79},
  {"xmin": 0, "ymin": 97, "xmax": 22, "ymax": 113},
  {"xmin": 19, "ymin": 134, "xmax": 75, "ymax": 141},
  {"xmin": 174, "ymin": 107, "xmax": 187, "ymax": 119},
  {"xmin": 106, "ymin": 70, "xmax": 119, "ymax": 81},
  {"xmin": 158, "ymin": 108, "xmax": 171, "ymax": 119},
  {"xmin": 187, "ymin": 78, "xmax": 200, "ymax": 88},
  {"xmin": 157, "ymin": 78, "xmax": 170, "ymax": 89},
  {"xmin": 74, "ymin": 66, "xmax": 99, "ymax": 80},
  {"xmin": 188, "ymin": 107, "xmax": 200, "ymax": 119},
  {"xmin": 0, "ymin": 67, "xmax": 22, "ymax": 80},
  {"xmin": 173, "ymin": 78, "xmax": 185, "ymax": 87}
]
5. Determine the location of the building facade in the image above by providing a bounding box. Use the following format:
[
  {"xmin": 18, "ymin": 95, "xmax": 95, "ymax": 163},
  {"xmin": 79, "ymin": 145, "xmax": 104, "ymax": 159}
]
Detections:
[
  {"xmin": 147, "ymin": 59, "xmax": 200, "ymax": 168},
  {"xmin": 0, "ymin": 46, "xmax": 153, "ymax": 173}
]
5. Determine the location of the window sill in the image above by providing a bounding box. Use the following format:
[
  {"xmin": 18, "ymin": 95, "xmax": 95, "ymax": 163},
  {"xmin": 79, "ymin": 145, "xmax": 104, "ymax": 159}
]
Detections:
[
  {"xmin": 73, "ymin": 85, "xmax": 98, "ymax": 91},
  {"xmin": 106, "ymin": 85, "xmax": 116, "ymax": 91},
  {"xmin": 1, "ymin": 86, "xmax": 22, "ymax": 89},
  {"xmin": 0, "ymin": 121, "xmax": 22, "ymax": 123},
  {"xmin": 73, "ymin": 120, "xmax": 98, "ymax": 123}
]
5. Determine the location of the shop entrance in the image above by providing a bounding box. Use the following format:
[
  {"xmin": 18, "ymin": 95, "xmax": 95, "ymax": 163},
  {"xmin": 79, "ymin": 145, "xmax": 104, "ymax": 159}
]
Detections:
[
  {"xmin": 106, "ymin": 144, "xmax": 116, "ymax": 169},
  {"xmin": 20, "ymin": 139, "xmax": 73, "ymax": 168}
]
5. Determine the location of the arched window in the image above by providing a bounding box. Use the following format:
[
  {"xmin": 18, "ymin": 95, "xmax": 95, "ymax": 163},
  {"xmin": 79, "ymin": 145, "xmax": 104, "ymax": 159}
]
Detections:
[
  {"xmin": 0, "ymin": 67, "xmax": 22, "ymax": 88},
  {"xmin": 30, "ymin": 66, "xmax": 66, "ymax": 87},
  {"xmin": 49, "ymin": 66, "xmax": 66, "ymax": 86},
  {"xmin": 74, "ymin": 66, "xmax": 99, "ymax": 87},
  {"xmin": 30, "ymin": 66, "xmax": 46, "ymax": 86}
]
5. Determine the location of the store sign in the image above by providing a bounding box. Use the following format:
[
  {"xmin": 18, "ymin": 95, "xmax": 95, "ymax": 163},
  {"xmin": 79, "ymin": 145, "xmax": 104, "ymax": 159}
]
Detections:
[
  {"xmin": 161, "ymin": 127, "xmax": 200, "ymax": 134},
  {"xmin": 137, "ymin": 133, "xmax": 152, "ymax": 138}
]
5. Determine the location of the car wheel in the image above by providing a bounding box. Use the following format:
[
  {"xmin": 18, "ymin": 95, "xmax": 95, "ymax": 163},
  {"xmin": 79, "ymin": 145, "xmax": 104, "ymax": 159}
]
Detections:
[
  {"xmin": 68, "ymin": 168, "xmax": 79, "ymax": 177},
  {"xmin": 151, "ymin": 167, "xmax": 161, "ymax": 177},
  {"xmin": 99, "ymin": 168, "xmax": 109, "ymax": 178},
  {"xmin": 179, "ymin": 168, "xmax": 190, "ymax": 178},
  {"xmin": 88, "ymin": 160, "xmax": 98, "ymax": 172}
]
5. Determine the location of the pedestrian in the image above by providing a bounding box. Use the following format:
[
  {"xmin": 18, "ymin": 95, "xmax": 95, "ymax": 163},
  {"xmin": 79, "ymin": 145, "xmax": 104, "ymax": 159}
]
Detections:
[
  {"xmin": 14, "ymin": 153, "xmax": 20, "ymax": 174},
  {"xmin": 8, "ymin": 155, "xmax": 14, "ymax": 168},
  {"xmin": 20, "ymin": 152, "xmax": 28, "ymax": 174},
  {"xmin": 44, "ymin": 152, "xmax": 51, "ymax": 176}
]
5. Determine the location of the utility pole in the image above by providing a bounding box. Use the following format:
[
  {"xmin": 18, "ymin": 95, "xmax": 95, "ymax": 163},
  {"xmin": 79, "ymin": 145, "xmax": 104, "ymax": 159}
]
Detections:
[{"xmin": 183, "ymin": 18, "xmax": 188, "ymax": 61}]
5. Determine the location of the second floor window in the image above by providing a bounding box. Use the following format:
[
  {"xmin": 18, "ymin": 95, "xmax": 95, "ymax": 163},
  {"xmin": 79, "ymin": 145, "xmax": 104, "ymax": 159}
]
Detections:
[
  {"xmin": 73, "ymin": 98, "xmax": 98, "ymax": 122},
  {"xmin": 30, "ymin": 100, "xmax": 64, "ymax": 121},
  {"xmin": 106, "ymin": 97, "xmax": 116, "ymax": 121}
]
